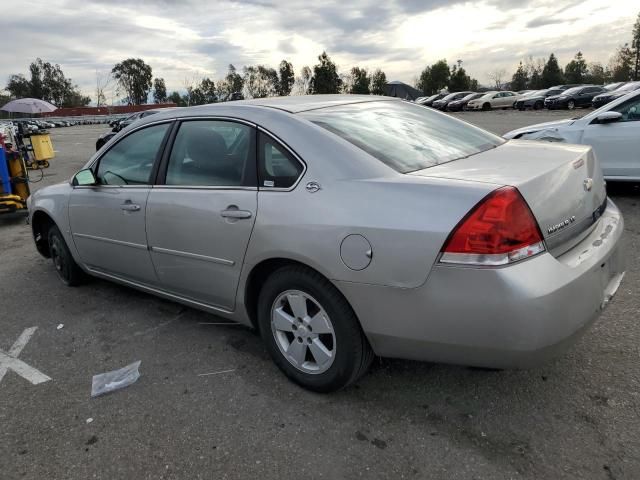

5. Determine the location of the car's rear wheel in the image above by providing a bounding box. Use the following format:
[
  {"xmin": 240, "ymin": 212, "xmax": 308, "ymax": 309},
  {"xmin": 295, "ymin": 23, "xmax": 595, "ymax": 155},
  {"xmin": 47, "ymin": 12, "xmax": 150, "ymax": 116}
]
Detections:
[
  {"xmin": 567, "ymin": 100, "xmax": 575, "ymax": 110},
  {"xmin": 534, "ymin": 101, "xmax": 543, "ymax": 110},
  {"xmin": 48, "ymin": 225, "xmax": 86, "ymax": 286},
  {"xmin": 257, "ymin": 265, "xmax": 373, "ymax": 392}
]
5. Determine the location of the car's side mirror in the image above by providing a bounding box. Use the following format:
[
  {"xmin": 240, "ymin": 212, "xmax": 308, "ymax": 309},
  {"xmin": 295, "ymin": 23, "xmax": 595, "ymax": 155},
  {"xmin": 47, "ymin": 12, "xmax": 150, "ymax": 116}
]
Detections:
[
  {"xmin": 73, "ymin": 169, "xmax": 97, "ymax": 186},
  {"xmin": 594, "ymin": 111, "xmax": 623, "ymax": 124}
]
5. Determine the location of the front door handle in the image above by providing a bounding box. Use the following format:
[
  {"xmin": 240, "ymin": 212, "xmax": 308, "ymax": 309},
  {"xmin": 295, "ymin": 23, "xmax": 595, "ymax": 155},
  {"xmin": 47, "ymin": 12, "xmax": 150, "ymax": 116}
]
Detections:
[
  {"xmin": 221, "ymin": 209, "xmax": 252, "ymax": 219},
  {"xmin": 120, "ymin": 203, "xmax": 141, "ymax": 212}
]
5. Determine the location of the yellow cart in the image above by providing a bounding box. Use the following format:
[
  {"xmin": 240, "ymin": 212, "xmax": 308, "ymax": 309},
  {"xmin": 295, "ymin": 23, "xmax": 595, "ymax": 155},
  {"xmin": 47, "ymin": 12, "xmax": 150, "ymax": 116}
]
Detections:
[{"xmin": 25, "ymin": 133, "xmax": 55, "ymax": 169}]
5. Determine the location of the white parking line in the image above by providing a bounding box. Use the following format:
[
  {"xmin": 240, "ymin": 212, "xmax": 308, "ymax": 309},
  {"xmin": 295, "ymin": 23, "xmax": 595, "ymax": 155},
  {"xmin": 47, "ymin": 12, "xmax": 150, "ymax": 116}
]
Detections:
[{"xmin": 0, "ymin": 327, "xmax": 51, "ymax": 385}]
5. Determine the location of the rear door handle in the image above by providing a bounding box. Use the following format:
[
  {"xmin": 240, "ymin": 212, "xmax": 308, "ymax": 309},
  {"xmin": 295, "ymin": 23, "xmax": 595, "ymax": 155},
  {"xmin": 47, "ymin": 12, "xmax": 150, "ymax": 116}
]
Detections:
[
  {"xmin": 221, "ymin": 209, "xmax": 252, "ymax": 219},
  {"xmin": 120, "ymin": 203, "xmax": 141, "ymax": 212}
]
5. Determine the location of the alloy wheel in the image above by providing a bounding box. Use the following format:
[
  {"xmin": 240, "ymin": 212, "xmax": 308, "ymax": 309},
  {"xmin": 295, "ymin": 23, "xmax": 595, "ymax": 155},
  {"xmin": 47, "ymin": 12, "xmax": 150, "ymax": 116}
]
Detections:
[
  {"xmin": 50, "ymin": 237, "xmax": 65, "ymax": 275},
  {"xmin": 271, "ymin": 290, "xmax": 336, "ymax": 374}
]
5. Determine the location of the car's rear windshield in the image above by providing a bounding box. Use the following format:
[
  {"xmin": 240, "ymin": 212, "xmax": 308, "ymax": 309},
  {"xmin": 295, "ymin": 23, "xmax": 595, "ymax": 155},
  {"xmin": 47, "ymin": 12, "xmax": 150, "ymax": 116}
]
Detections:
[{"xmin": 300, "ymin": 101, "xmax": 504, "ymax": 173}]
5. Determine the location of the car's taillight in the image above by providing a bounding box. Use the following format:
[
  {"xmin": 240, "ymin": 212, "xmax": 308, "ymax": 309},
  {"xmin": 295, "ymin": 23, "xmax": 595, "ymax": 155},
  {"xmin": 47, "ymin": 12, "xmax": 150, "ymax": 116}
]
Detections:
[{"xmin": 440, "ymin": 186, "xmax": 545, "ymax": 266}]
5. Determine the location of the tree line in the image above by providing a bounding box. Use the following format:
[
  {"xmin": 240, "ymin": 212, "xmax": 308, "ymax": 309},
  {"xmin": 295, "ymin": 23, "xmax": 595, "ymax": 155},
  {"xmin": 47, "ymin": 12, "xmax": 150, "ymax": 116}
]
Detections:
[{"xmin": 160, "ymin": 52, "xmax": 388, "ymax": 107}]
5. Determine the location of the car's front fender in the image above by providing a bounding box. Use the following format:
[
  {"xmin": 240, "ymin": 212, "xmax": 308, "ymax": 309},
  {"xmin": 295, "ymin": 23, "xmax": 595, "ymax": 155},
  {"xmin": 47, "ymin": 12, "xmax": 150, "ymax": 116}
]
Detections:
[{"xmin": 29, "ymin": 182, "xmax": 77, "ymax": 260}]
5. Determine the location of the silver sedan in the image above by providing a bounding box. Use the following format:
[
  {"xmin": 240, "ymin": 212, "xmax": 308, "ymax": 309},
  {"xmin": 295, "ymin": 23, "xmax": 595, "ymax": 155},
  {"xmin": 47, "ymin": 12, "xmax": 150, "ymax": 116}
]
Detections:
[{"xmin": 28, "ymin": 95, "xmax": 625, "ymax": 392}]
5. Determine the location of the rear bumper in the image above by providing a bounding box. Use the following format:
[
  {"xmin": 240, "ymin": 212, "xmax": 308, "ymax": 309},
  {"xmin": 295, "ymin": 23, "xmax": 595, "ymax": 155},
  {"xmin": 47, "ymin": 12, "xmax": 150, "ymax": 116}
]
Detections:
[{"xmin": 338, "ymin": 199, "xmax": 625, "ymax": 368}]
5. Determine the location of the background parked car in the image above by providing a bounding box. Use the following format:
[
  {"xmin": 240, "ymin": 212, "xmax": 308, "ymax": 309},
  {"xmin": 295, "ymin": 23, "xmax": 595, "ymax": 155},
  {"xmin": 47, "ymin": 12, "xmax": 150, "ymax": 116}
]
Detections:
[
  {"xmin": 545, "ymin": 85, "xmax": 605, "ymax": 110},
  {"xmin": 592, "ymin": 81, "xmax": 640, "ymax": 109},
  {"xmin": 515, "ymin": 89, "xmax": 564, "ymax": 110},
  {"xmin": 96, "ymin": 109, "xmax": 166, "ymax": 151},
  {"xmin": 447, "ymin": 93, "xmax": 485, "ymax": 111},
  {"xmin": 466, "ymin": 91, "xmax": 518, "ymax": 110},
  {"xmin": 417, "ymin": 93, "xmax": 446, "ymax": 107},
  {"xmin": 505, "ymin": 89, "xmax": 640, "ymax": 181},
  {"xmin": 432, "ymin": 91, "xmax": 474, "ymax": 110}
]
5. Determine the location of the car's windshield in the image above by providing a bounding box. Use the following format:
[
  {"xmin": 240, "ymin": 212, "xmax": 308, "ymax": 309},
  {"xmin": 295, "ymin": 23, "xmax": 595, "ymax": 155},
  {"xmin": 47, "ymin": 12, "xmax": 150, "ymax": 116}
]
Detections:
[
  {"xmin": 530, "ymin": 90, "xmax": 547, "ymax": 96},
  {"xmin": 462, "ymin": 93, "xmax": 481, "ymax": 100},
  {"xmin": 300, "ymin": 101, "xmax": 504, "ymax": 173},
  {"xmin": 562, "ymin": 87, "xmax": 583, "ymax": 95}
]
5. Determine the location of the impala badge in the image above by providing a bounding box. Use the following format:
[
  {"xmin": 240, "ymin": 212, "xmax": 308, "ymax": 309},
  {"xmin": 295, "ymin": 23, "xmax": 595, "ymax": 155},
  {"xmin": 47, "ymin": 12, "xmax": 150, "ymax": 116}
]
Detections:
[
  {"xmin": 583, "ymin": 178, "xmax": 593, "ymax": 192},
  {"xmin": 547, "ymin": 216, "xmax": 576, "ymax": 235}
]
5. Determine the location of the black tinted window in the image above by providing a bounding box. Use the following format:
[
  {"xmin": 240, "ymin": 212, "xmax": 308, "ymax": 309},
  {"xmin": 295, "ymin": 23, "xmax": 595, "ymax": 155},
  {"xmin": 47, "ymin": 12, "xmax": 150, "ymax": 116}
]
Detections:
[
  {"xmin": 258, "ymin": 132, "xmax": 303, "ymax": 188},
  {"xmin": 96, "ymin": 123, "xmax": 169, "ymax": 185},
  {"xmin": 301, "ymin": 101, "xmax": 504, "ymax": 173},
  {"xmin": 166, "ymin": 120, "xmax": 254, "ymax": 187},
  {"xmin": 612, "ymin": 95, "xmax": 640, "ymax": 122}
]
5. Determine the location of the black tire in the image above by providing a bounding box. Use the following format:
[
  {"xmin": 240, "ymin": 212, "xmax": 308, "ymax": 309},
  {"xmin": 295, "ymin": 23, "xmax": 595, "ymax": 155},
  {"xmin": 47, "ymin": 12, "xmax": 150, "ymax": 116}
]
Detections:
[
  {"xmin": 257, "ymin": 265, "xmax": 374, "ymax": 392},
  {"xmin": 534, "ymin": 101, "xmax": 542, "ymax": 110},
  {"xmin": 567, "ymin": 100, "xmax": 575, "ymax": 110},
  {"xmin": 482, "ymin": 102, "xmax": 491, "ymax": 111},
  {"xmin": 48, "ymin": 225, "xmax": 86, "ymax": 286}
]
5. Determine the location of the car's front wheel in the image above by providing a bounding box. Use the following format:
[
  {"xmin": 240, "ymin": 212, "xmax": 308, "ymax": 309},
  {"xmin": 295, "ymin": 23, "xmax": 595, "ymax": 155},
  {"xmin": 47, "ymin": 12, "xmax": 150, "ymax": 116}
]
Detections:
[
  {"xmin": 567, "ymin": 100, "xmax": 576, "ymax": 110},
  {"xmin": 257, "ymin": 266, "xmax": 373, "ymax": 392},
  {"xmin": 48, "ymin": 225, "xmax": 86, "ymax": 286}
]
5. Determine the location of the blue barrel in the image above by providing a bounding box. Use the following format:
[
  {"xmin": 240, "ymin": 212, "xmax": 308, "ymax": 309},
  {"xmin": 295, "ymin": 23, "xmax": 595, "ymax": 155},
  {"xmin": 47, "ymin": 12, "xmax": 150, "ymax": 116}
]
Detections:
[{"xmin": 0, "ymin": 147, "xmax": 11, "ymax": 195}]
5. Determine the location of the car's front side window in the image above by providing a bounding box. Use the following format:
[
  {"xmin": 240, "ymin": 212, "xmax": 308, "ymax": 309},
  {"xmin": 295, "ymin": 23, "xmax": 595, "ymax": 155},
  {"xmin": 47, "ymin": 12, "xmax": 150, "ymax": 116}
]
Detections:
[
  {"xmin": 165, "ymin": 120, "xmax": 255, "ymax": 187},
  {"xmin": 95, "ymin": 123, "xmax": 170, "ymax": 185},
  {"xmin": 613, "ymin": 96, "xmax": 640, "ymax": 122}
]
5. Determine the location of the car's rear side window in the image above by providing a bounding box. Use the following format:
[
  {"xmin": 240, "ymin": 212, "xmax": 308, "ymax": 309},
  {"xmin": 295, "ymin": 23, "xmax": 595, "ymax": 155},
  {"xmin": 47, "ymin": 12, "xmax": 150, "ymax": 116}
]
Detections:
[
  {"xmin": 258, "ymin": 132, "xmax": 304, "ymax": 189},
  {"xmin": 300, "ymin": 101, "xmax": 503, "ymax": 173}
]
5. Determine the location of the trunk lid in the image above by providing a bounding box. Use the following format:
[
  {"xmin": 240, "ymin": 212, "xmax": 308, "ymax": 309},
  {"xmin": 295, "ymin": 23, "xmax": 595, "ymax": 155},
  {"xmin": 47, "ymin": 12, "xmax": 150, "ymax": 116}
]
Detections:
[{"xmin": 410, "ymin": 139, "xmax": 607, "ymax": 256}]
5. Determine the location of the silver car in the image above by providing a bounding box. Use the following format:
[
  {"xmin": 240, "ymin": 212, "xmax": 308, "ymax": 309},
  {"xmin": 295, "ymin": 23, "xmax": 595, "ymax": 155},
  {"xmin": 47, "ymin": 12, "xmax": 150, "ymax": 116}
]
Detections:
[{"xmin": 28, "ymin": 95, "xmax": 625, "ymax": 392}]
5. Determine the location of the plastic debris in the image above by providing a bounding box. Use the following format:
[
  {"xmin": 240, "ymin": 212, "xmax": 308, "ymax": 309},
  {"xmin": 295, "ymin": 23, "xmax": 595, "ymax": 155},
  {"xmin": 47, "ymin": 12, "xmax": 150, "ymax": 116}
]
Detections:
[
  {"xmin": 86, "ymin": 418, "xmax": 93, "ymax": 424},
  {"xmin": 91, "ymin": 361, "xmax": 141, "ymax": 398},
  {"xmin": 57, "ymin": 324, "xmax": 64, "ymax": 330}
]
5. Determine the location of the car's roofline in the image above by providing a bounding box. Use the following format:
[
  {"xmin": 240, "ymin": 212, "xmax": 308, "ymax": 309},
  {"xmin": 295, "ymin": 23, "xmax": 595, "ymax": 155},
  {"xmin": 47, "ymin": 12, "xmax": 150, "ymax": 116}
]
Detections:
[{"xmin": 177, "ymin": 95, "xmax": 401, "ymax": 115}]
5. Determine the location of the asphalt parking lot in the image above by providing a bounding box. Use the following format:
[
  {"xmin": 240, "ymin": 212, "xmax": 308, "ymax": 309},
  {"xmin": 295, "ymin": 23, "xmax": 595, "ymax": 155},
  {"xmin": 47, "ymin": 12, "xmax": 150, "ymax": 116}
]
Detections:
[{"xmin": 1, "ymin": 110, "xmax": 639, "ymax": 480}]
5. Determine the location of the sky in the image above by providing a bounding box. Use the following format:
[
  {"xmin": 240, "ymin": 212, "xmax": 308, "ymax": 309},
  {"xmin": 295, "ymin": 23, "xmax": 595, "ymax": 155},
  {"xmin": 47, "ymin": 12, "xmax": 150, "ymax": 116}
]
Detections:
[{"xmin": 1, "ymin": 0, "xmax": 637, "ymax": 101}]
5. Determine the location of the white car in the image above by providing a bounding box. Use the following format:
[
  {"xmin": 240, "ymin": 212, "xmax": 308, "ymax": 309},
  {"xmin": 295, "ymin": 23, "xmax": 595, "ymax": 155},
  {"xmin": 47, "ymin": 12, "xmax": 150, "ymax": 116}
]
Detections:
[
  {"xmin": 466, "ymin": 91, "xmax": 519, "ymax": 111},
  {"xmin": 504, "ymin": 90, "xmax": 640, "ymax": 181}
]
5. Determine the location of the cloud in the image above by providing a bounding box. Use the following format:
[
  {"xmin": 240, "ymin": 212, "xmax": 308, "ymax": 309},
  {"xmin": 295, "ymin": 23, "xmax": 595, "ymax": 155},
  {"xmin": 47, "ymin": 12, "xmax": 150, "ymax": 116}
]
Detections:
[
  {"xmin": 526, "ymin": 16, "xmax": 577, "ymax": 28},
  {"xmin": 0, "ymin": 0, "xmax": 636, "ymax": 101}
]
